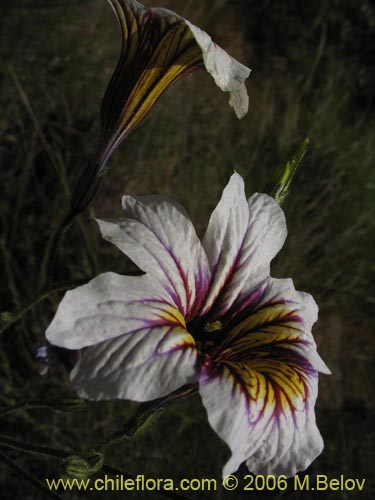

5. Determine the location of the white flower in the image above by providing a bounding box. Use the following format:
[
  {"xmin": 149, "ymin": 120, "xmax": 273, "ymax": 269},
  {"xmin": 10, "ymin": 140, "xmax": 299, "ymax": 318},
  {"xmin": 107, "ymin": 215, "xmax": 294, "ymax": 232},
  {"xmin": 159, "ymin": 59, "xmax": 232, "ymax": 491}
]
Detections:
[
  {"xmin": 47, "ymin": 173, "xmax": 330, "ymax": 477},
  {"xmin": 96, "ymin": 0, "xmax": 251, "ymax": 170}
]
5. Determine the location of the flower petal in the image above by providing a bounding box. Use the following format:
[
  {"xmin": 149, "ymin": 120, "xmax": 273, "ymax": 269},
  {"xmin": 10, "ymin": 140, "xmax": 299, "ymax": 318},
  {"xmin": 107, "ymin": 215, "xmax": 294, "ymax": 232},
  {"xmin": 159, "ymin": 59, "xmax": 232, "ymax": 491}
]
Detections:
[
  {"xmin": 263, "ymin": 278, "xmax": 329, "ymax": 373},
  {"xmin": 97, "ymin": 195, "xmax": 211, "ymax": 320},
  {"xmin": 218, "ymin": 277, "xmax": 330, "ymax": 375},
  {"xmin": 185, "ymin": 21, "xmax": 250, "ymax": 119},
  {"xmin": 228, "ymin": 84, "xmax": 249, "ymax": 120},
  {"xmin": 201, "ymin": 173, "xmax": 249, "ymax": 315},
  {"xmin": 199, "ymin": 362, "xmax": 323, "ymax": 477},
  {"xmin": 99, "ymin": 0, "xmax": 204, "ymax": 168},
  {"xmin": 46, "ymin": 272, "xmax": 181, "ymax": 350},
  {"xmin": 71, "ymin": 325, "xmax": 197, "ymax": 401},
  {"xmin": 97, "ymin": 0, "xmax": 250, "ymax": 170},
  {"xmin": 246, "ymin": 377, "xmax": 323, "ymax": 476},
  {"xmin": 199, "ymin": 275, "xmax": 328, "ymax": 477},
  {"xmin": 202, "ymin": 173, "xmax": 287, "ymax": 317}
]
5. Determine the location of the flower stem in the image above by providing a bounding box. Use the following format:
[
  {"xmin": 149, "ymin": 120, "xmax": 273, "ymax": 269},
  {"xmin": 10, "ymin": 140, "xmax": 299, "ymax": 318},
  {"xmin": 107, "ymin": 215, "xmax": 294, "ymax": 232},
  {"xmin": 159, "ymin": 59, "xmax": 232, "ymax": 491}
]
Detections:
[
  {"xmin": 100, "ymin": 384, "xmax": 198, "ymax": 450},
  {"xmin": 0, "ymin": 435, "xmax": 196, "ymax": 500},
  {"xmin": 0, "ymin": 399, "xmax": 85, "ymax": 419},
  {"xmin": 40, "ymin": 209, "xmax": 77, "ymax": 288},
  {"xmin": 0, "ymin": 277, "xmax": 91, "ymax": 336}
]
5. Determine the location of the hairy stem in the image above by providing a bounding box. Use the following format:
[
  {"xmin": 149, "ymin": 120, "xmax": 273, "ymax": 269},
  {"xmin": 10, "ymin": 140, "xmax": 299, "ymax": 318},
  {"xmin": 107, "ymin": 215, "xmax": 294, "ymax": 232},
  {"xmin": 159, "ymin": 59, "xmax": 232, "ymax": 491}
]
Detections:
[
  {"xmin": 0, "ymin": 399, "xmax": 85, "ymax": 419},
  {"xmin": 0, "ymin": 277, "xmax": 91, "ymax": 335},
  {"xmin": 100, "ymin": 384, "xmax": 198, "ymax": 450},
  {"xmin": 0, "ymin": 434, "xmax": 196, "ymax": 500}
]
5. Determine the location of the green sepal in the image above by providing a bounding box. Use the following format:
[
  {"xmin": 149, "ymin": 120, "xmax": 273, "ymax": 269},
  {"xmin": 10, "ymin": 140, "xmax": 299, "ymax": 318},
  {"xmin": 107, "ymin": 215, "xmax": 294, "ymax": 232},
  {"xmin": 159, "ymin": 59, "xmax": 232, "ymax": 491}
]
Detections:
[{"xmin": 265, "ymin": 138, "xmax": 310, "ymax": 205}]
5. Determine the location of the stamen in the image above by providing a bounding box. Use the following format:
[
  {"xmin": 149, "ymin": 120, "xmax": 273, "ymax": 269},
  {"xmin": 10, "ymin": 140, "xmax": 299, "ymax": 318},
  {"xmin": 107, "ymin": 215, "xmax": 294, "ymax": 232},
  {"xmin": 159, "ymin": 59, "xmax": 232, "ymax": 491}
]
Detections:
[{"xmin": 203, "ymin": 320, "xmax": 223, "ymax": 333}]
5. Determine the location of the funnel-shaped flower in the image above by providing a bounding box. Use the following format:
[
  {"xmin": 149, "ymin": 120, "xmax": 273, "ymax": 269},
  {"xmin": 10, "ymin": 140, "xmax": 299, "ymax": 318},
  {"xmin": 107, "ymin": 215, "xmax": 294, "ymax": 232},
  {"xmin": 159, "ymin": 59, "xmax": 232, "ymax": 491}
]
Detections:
[
  {"xmin": 97, "ymin": 0, "xmax": 250, "ymax": 171},
  {"xmin": 47, "ymin": 173, "xmax": 329, "ymax": 477},
  {"xmin": 71, "ymin": 0, "xmax": 250, "ymax": 213}
]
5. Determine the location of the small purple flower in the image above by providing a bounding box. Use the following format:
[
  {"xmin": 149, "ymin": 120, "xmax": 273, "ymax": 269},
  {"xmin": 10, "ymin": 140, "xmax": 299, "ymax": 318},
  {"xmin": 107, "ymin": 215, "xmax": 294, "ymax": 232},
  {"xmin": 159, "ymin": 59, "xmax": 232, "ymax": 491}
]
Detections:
[
  {"xmin": 46, "ymin": 173, "xmax": 330, "ymax": 477},
  {"xmin": 35, "ymin": 342, "xmax": 55, "ymax": 376},
  {"xmin": 35, "ymin": 342, "xmax": 80, "ymax": 375}
]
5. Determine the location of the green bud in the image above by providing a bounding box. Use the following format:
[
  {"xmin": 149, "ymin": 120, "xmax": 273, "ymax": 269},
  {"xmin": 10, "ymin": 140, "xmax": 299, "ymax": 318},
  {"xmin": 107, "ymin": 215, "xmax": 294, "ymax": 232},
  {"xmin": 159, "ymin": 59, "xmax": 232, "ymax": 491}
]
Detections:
[
  {"xmin": 63, "ymin": 451, "xmax": 104, "ymax": 479},
  {"xmin": 0, "ymin": 312, "xmax": 14, "ymax": 323},
  {"xmin": 265, "ymin": 138, "xmax": 310, "ymax": 205}
]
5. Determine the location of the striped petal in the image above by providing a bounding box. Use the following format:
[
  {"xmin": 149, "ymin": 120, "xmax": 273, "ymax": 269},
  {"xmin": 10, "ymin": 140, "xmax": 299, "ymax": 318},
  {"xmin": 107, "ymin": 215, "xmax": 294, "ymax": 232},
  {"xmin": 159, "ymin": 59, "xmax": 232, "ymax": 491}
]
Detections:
[
  {"xmin": 96, "ymin": 0, "xmax": 250, "ymax": 171},
  {"xmin": 97, "ymin": 195, "xmax": 211, "ymax": 320},
  {"xmin": 246, "ymin": 376, "xmax": 322, "ymax": 476},
  {"xmin": 71, "ymin": 324, "xmax": 197, "ymax": 401},
  {"xmin": 202, "ymin": 173, "xmax": 287, "ymax": 317},
  {"xmin": 46, "ymin": 272, "xmax": 181, "ymax": 349},
  {"xmin": 200, "ymin": 364, "xmax": 323, "ymax": 478},
  {"xmin": 220, "ymin": 278, "xmax": 330, "ymax": 367},
  {"xmin": 199, "ymin": 277, "xmax": 329, "ymax": 477},
  {"xmin": 46, "ymin": 272, "xmax": 198, "ymax": 401}
]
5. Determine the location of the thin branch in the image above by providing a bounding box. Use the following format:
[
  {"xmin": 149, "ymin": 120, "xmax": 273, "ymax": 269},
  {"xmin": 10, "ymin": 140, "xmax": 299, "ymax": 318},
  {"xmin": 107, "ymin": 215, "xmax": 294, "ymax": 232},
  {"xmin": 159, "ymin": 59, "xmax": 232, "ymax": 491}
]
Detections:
[
  {"xmin": 0, "ymin": 449, "xmax": 64, "ymax": 500},
  {"xmin": 0, "ymin": 434, "xmax": 197, "ymax": 500},
  {"xmin": 0, "ymin": 399, "xmax": 85, "ymax": 419},
  {"xmin": 40, "ymin": 209, "xmax": 77, "ymax": 287},
  {"xmin": 100, "ymin": 384, "xmax": 198, "ymax": 449},
  {"xmin": 0, "ymin": 277, "xmax": 92, "ymax": 335}
]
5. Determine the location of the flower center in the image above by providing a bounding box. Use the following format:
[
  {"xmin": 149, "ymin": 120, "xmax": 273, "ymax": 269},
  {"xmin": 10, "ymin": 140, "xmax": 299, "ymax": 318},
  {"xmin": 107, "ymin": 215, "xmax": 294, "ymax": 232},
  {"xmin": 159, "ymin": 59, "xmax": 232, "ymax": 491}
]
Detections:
[
  {"xmin": 187, "ymin": 318, "xmax": 224, "ymax": 356},
  {"xmin": 203, "ymin": 320, "xmax": 223, "ymax": 333}
]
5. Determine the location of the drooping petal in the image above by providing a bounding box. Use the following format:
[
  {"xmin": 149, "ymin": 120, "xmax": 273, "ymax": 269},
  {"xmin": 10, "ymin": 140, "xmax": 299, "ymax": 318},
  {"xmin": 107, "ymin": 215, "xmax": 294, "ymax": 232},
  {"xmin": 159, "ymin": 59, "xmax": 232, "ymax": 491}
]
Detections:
[
  {"xmin": 97, "ymin": 195, "xmax": 211, "ymax": 320},
  {"xmin": 202, "ymin": 173, "xmax": 287, "ymax": 317},
  {"xmin": 96, "ymin": 0, "xmax": 250, "ymax": 171},
  {"xmin": 184, "ymin": 21, "xmax": 250, "ymax": 119},
  {"xmin": 46, "ymin": 272, "xmax": 182, "ymax": 349},
  {"xmin": 228, "ymin": 84, "xmax": 250, "ymax": 120},
  {"xmin": 71, "ymin": 324, "xmax": 198, "ymax": 401},
  {"xmin": 199, "ymin": 276, "xmax": 329, "ymax": 476}
]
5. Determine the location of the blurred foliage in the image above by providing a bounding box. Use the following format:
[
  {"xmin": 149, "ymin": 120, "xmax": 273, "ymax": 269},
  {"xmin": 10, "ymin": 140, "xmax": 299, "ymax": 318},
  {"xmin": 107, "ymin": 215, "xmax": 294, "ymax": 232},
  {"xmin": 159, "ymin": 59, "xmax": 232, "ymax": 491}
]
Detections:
[{"xmin": 0, "ymin": 0, "xmax": 373, "ymax": 498}]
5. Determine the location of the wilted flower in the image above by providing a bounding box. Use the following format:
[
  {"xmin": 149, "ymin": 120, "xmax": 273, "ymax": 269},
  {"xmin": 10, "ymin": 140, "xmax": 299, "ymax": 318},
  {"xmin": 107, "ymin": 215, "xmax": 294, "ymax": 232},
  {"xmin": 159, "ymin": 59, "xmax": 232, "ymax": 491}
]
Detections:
[
  {"xmin": 71, "ymin": 0, "xmax": 251, "ymax": 212},
  {"xmin": 47, "ymin": 173, "xmax": 329, "ymax": 477}
]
